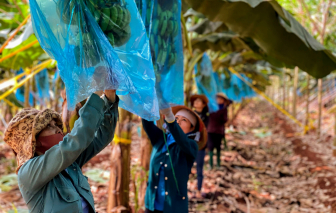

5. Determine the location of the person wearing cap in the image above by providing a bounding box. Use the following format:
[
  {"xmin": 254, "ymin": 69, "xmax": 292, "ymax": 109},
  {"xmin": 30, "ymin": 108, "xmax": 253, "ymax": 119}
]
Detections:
[
  {"xmin": 207, "ymin": 93, "xmax": 232, "ymax": 169},
  {"xmin": 142, "ymin": 106, "xmax": 207, "ymax": 213},
  {"xmin": 190, "ymin": 94, "xmax": 209, "ymax": 198},
  {"xmin": 4, "ymin": 90, "xmax": 118, "ymax": 213}
]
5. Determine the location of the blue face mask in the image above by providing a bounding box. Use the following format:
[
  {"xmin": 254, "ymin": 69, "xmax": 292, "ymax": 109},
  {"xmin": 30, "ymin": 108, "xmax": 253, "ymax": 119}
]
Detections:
[{"xmin": 218, "ymin": 104, "xmax": 224, "ymax": 109}]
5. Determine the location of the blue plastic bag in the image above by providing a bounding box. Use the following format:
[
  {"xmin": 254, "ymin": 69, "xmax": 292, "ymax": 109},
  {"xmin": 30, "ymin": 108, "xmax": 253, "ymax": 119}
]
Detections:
[
  {"xmin": 195, "ymin": 53, "xmax": 218, "ymax": 112},
  {"xmin": 29, "ymin": 0, "xmax": 159, "ymax": 120},
  {"xmin": 15, "ymin": 68, "xmax": 34, "ymax": 106},
  {"xmin": 213, "ymin": 72, "xmax": 256, "ymax": 102},
  {"xmin": 136, "ymin": 0, "xmax": 184, "ymax": 109},
  {"xmin": 34, "ymin": 67, "xmax": 50, "ymax": 100}
]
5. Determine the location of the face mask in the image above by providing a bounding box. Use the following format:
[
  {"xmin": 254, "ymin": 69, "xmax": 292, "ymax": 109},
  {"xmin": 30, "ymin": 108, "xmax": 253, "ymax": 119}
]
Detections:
[{"xmin": 35, "ymin": 133, "xmax": 64, "ymax": 154}]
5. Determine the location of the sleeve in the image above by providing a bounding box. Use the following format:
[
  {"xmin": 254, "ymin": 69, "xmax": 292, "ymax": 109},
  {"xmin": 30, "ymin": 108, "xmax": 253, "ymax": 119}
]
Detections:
[
  {"xmin": 166, "ymin": 121, "xmax": 198, "ymax": 160},
  {"xmin": 75, "ymin": 95, "xmax": 119, "ymax": 167},
  {"xmin": 141, "ymin": 119, "xmax": 164, "ymax": 146},
  {"xmin": 18, "ymin": 94, "xmax": 105, "ymax": 192}
]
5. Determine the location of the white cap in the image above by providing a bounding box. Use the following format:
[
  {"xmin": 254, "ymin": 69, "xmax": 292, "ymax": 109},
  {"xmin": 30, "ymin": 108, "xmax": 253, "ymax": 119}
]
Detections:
[{"xmin": 175, "ymin": 109, "xmax": 197, "ymax": 126}]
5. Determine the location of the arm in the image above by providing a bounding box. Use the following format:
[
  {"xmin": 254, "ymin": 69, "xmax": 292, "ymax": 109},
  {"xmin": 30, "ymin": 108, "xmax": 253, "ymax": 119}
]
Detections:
[
  {"xmin": 141, "ymin": 119, "xmax": 164, "ymax": 146},
  {"xmin": 18, "ymin": 94, "xmax": 105, "ymax": 192},
  {"xmin": 75, "ymin": 95, "xmax": 119, "ymax": 167},
  {"xmin": 166, "ymin": 121, "xmax": 198, "ymax": 159}
]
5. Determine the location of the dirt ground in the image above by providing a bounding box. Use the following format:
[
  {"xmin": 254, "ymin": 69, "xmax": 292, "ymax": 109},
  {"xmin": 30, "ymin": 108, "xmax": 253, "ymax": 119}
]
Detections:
[{"xmin": 1, "ymin": 100, "xmax": 336, "ymax": 213}]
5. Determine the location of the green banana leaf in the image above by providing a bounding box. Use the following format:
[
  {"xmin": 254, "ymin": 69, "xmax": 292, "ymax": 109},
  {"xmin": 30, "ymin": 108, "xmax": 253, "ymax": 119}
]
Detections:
[
  {"xmin": 184, "ymin": 0, "xmax": 336, "ymax": 78},
  {"xmin": 188, "ymin": 18, "xmax": 228, "ymax": 34},
  {"xmin": 0, "ymin": 0, "xmax": 30, "ymax": 31},
  {"xmin": 0, "ymin": 34, "xmax": 45, "ymax": 70}
]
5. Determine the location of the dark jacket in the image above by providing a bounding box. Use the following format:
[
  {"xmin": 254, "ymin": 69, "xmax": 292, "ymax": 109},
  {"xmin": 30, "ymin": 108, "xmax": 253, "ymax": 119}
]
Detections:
[
  {"xmin": 207, "ymin": 107, "xmax": 228, "ymax": 135},
  {"xmin": 18, "ymin": 94, "xmax": 119, "ymax": 213},
  {"xmin": 142, "ymin": 119, "xmax": 198, "ymax": 213},
  {"xmin": 194, "ymin": 106, "xmax": 209, "ymax": 128},
  {"xmin": 194, "ymin": 107, "xmax": 209, "ymax": 150}
]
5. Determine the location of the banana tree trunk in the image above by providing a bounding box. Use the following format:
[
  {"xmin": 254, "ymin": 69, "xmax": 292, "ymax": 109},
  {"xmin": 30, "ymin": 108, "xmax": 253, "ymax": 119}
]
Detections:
[
  {"xmin": 292, "ymin": 67, "xmax": 299, "ymax": 118},
  {"xmin": 138, "ymin": 125, "xmax": 152, "ymax": 209},
  {"xmin": 317, "ymin": 78, "xmax": 323, "ymax": 137},
  {"xmin": 305, "ymin": 75, "xmax": 310, "ymax": 129},
  {"xmin": 24, "ymin": 79, "xmax": 30, "ymax": 108},
  {"xmin": 282, "ymin": 72, "xmax": 286, "ymax": 111},
  {"xmin": 107, "ymin": 108, "xmax": 132, "ymax": 213},
  {"xmin": 54, "ymin": 76, "xmax": 61, "ymax": 112}
]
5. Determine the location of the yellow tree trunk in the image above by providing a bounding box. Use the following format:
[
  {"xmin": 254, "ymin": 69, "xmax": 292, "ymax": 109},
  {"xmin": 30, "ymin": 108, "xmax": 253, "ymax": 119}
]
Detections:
[
  {"xmin": 138, "ymin": 126, "xmax": 152, "ymax": 210},
  {"xmin": 107, "ymin": 108, "xmax": 132, "ymax": 213}
]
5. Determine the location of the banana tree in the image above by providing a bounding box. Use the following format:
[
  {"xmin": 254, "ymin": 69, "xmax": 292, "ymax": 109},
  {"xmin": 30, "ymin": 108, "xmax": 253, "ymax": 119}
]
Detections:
[{"xmin": 183, "ymin": 0, "xmax": 336, "ymax": 79}]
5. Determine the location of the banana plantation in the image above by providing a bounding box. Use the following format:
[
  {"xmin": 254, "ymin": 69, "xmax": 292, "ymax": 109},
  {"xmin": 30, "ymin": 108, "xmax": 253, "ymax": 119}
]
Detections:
[{"xmin": 1, "ymin": 0, "xmax": 336, "ymax": 212}]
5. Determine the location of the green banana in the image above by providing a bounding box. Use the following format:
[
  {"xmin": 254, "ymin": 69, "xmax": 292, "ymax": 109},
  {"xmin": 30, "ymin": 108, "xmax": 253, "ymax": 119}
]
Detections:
[
  {"xmin": 157, "ymin": 50, "xmax": 163, "ymax": 64},
  {"xmin": 100, "ymin": 8, "xmax": 110, "ymax": 31},
  {"xmin": 172, "ymin": 20, "xmax": 178, "ymax": 37},
  {"xmin": 160, "ymin": 49, "xmax": 167, "ymax": 65},
  {"xmin": 105, "ymin": 6, "xmax": 117, "ymax": 31},
  {"xmin": 166, "ymin": 20, "xmax": 174, "ymax": 35},
  {"xmin": 123, "ymin": 8, "xmax": 131, "ymax": 28},
  {"xmin": 167, "ymin": 42, "xmax": 171, "ymax": 54},
  {"xmin": 158, "ymin": 36, "xmax": 162, "ymax": 47},
  {"xmin": 168, "ymin": 52, "xmax": 176, "ymax": 66},
  {"xmin": 150, "ymin": 36, "xmax": 155, "ymax": 49},
  {"xmin": 152, "ymin": 19, "xmax": 159, "ymax": 35},
  {"xmin": 114, "ymin": 25, "xmax": 131, "ymax": 46},
  {"xmin": 107, "ymin": 32, "xmax": 115, "ymax": 46},
  {"xmin": 119, "ymin": 7, "xmax": 128, "ymax": 28},
  {"xmin": 110, "ymin": 5, "xmax": 118, "ymax": 26},
  {"xmin": 146, "ymin": 7, "xmax": 151, "ymax": 25},
  {"xmin": 115, "ymin": 5, "xmax": 124, "ymax": 27},
  {"xmin": 161, "ymin": 39, "xmax": 167, "ymax": 49},
  {"xmin": 160, "ymin": 13, "xmax": 168, "ymax": 36},
  {"xmin": 166, "ymin": 11, "xmax": 172, "ymax": 20}
]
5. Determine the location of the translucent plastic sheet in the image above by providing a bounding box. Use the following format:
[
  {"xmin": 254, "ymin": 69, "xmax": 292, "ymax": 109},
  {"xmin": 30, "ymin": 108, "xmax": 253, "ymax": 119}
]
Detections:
[
  {"xmin": 136, "ymin": 0, "xmax": 184, "ymax": 109},
  {"xmin": 29, "ymin": 0, "xmax": 159, "ymax": 120},
  {"xmin": 194, "ymin": 53, "xmax": 218, "ymax": 112},
  {"xmin": 213, "ymin": 72, "xmax": 256, "ymax": 102},
  {"xmin": 34, "ymin": 67, "xmax": 50, "ymax": 99}
]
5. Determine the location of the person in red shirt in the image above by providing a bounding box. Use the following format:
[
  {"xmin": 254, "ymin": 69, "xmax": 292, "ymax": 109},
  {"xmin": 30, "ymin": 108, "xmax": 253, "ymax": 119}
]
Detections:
[{"xmin": 207, "ymin": 93, "xmax": 232, "ymax": 169}]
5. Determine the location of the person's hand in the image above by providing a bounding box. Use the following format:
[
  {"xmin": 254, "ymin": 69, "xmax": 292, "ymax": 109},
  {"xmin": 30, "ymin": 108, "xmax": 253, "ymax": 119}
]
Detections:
[
  {"xmin": 104, "ymin": 90, "xmax": 116, "ymax": 103},
  {"xmin": 94, "ymin": 91, "xmax": 104, "ymax": 97},
  {"xmin": 160, "ymin": 107, "xmax": 175, "ymax": 123}
]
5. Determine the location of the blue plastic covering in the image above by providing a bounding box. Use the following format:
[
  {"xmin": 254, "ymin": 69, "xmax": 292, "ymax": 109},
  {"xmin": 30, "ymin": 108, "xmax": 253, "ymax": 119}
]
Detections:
[
  {"xmin": 15, "ymin": 68, "xmax": 34, "ymax": 106},
  {"xmin": 213, "ymin": 72, "xmax": 256, "ymax": 102},
  {"xmin": 29, "ymin": 0, "xmax": 159, "ymax": 120},
  {"xmin": 34, "ymin": 67, "xmax": 50, "ymax": 99},
  {"xmin": 136, "ymin": 0, "xmax": 184, "ymax": 109},
  {"xmin": 194, "ymin": 53, "xmax": 218, "ymax": 112}
]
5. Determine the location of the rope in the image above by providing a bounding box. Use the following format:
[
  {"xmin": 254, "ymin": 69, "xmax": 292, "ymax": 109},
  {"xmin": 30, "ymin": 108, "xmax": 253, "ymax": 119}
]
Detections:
[
  {"xmin": 0, "ymin": 40, "xmax": 39, "ymax": 63},
  {"xmin": 0, "ymin": 59, "xmax": 53, "ymax": 102},
  {"xmin": 114, "ymin": 134, "xmax": 132, "ymax": 144},
  {"xmin": 228, "ymin": 67, "xmax": 307, "ymax": 130}
]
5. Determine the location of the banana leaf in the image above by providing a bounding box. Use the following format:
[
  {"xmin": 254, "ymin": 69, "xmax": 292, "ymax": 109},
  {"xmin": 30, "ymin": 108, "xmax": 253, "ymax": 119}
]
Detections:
[
  {"xmin": 184, "ymin": 0, "xmax": 336, "ymax": 78},
  {"xmin": 0, "ymin": 34, "xmax": 45, "ymax": 70},
  {"xmin": 188, "ymin": 18, "xmax": 228, "ymax": 34}
]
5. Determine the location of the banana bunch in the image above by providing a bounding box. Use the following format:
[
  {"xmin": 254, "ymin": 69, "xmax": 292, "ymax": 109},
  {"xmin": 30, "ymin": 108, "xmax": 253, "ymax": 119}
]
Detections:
[
  {"xmin": 56, "ymin": 0, "xmax": 132, "ymax": 67},
  {"xmin": 149, "ymin": 1, "xmax": 179, "ymax": 73},
  {"xmin": 74, "ymin": 33, "xmax": 100, "ymax": 67},
  {"xmin": 86, "ymin": 1, "xmax": 131, "ymax": 47}
]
